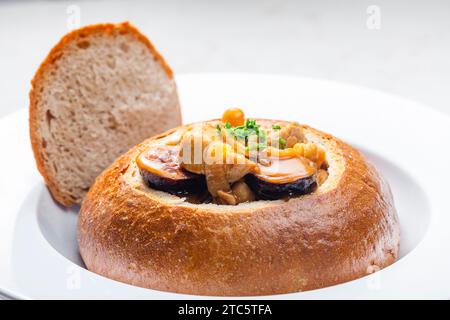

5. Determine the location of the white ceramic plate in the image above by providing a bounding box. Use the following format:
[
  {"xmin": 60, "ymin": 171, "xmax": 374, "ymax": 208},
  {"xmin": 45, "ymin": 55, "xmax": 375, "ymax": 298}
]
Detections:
[{"xmin": 1, "ymin": 74, "xmax": 450, "ymax": 299}]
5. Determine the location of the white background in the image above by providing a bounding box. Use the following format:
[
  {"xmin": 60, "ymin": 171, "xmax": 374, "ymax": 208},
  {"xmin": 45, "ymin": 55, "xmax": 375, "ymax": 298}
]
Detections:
[{"xmin": 1, "ymin": 0, "xmax": 450, "ymax": 118}]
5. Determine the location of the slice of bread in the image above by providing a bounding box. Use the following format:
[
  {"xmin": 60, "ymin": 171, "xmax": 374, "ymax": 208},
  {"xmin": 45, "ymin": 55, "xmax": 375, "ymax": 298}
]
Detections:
[{"xmin": 29, "ymin": 22, "xmax": 181, "ymax": 206}]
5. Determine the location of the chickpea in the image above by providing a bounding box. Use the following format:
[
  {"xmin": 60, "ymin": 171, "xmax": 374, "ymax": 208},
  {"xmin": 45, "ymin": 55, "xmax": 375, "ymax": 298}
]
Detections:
[
  {"xmin": 222, "ymin": 108, "xmax": 245, "ymax": 127},
  {"xmin": 231, "ymin": 181, "xmax": 255, "ymax": 203}
]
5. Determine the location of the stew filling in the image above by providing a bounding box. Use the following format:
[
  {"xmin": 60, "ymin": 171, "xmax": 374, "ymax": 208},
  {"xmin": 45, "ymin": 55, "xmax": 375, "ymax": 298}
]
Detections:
[{"xmin": 136, "ymin": 108, "xmax": 328, "ymax": 205}]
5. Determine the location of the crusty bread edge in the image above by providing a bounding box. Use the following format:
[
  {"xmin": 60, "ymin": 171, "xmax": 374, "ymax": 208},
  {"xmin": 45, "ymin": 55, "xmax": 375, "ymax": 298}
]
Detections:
[
  {"xmin": 78, "ymin": 122, "xmax": 400, "ymax": 296},
  {"xmin": 29, "ymin": 22, "xmax": 175, "ymax": 206}
]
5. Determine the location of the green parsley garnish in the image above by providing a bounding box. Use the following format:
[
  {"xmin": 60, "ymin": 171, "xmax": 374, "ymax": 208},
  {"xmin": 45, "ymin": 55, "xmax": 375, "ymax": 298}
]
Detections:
[
  {"xmin": 217, "ymin": 118, "xmax": 289, "ymax": 152},
  {"xmin": 223, "ymin": 118, "xmax": 267, "ymax": 150},
  {"xmin": 279, "ymin": 138, "xmax": 286, "ymax": 149},
  {"xmin": 228, "ymin": 119, "xmax": 259, "ymax": 139},
  {"xmin": 245, "ymin": 119, "xmax": 258, "ymax": 128}
]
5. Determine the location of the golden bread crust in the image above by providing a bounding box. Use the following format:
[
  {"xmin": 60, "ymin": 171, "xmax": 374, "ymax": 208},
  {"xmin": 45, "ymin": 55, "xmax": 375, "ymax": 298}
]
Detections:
[{"xmin": 78, "ymin": 122, "xmax": 400, "ymax": 296}]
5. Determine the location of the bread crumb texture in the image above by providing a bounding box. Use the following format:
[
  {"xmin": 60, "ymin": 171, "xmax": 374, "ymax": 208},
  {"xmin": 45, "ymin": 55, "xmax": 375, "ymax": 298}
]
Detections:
[{"xmin": 29, "ymin": 22, "xmax": 181, "ymax": 206}]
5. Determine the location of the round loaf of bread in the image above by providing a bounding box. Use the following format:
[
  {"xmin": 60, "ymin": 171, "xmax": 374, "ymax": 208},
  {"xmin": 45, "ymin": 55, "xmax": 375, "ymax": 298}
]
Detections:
[{"xmin": 77, "ymin": 120, "xmax": 400, "ymax": 296}]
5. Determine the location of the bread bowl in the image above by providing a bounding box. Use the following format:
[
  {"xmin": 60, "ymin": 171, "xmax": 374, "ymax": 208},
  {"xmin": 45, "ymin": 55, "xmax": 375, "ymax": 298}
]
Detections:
[{"xmin": 78, "ymin": 108, "xmax": 400, "ymax": 296}]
